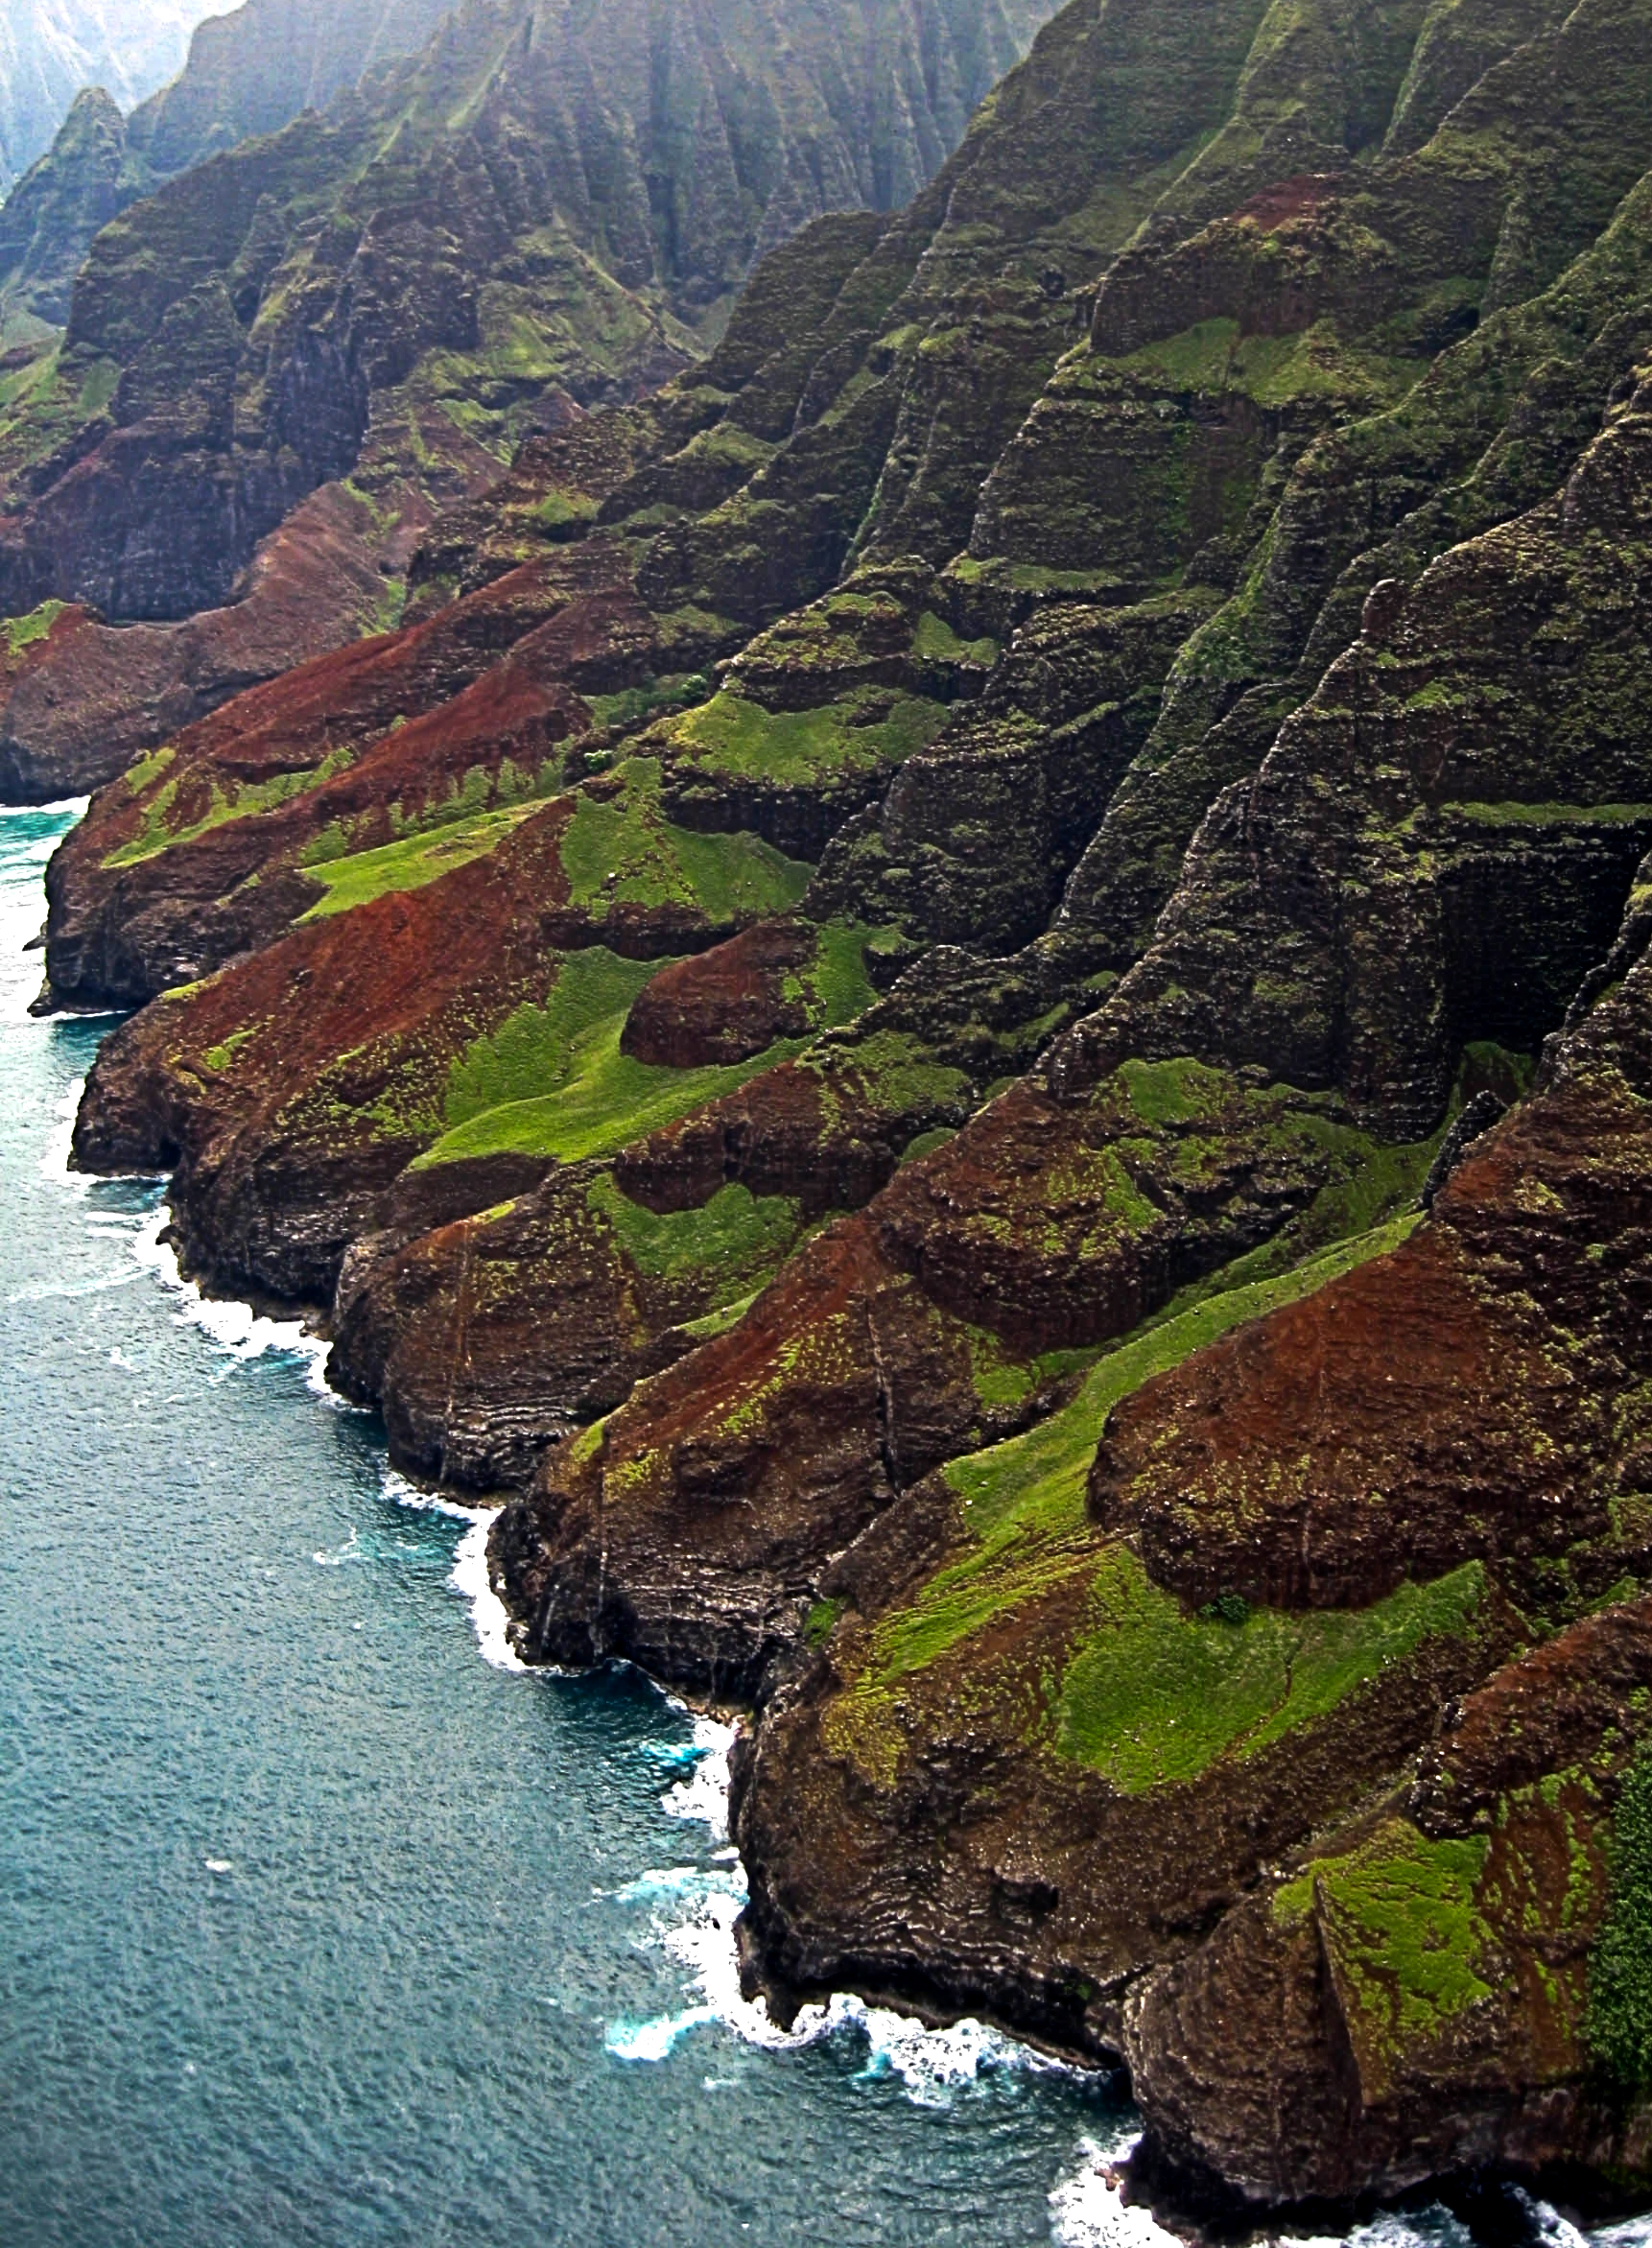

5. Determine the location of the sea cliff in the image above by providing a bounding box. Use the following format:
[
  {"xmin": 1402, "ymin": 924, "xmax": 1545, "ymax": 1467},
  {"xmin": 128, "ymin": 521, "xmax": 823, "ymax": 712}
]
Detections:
[{"xmin": 32, "ymin": 0, "xmax": 1652, "ymax": 2216}]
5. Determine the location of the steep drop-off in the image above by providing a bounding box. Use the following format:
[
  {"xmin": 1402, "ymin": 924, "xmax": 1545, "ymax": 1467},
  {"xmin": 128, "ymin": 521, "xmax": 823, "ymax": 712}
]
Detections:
[{"xmin": 44, "ymin": 0, "xmax": 1652, "ymax": 2216}]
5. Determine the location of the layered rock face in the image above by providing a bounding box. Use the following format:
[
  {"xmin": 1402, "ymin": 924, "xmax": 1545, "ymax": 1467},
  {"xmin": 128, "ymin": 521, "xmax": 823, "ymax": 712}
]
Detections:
[{"xmin": 48, "ymin": 0, "xmax": 1652, "ymax": 2214}]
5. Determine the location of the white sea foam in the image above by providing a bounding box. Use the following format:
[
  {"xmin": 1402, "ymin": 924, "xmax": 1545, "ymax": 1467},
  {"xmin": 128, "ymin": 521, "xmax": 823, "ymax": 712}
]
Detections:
[
  {"xmin": 9, "ymin": 1262, "xmax": 147, "ymax": 1305},
  {"xmin": 660, "ymin": 1714, "xmax": 733, "ymax": 1836},
  {"xmin": 32, "ymin": 1095, "xmax": 331, "ymax": 1407},
  {"xmin": 37, "ymin": 1078, "xmax": 92, "ymax": 1184},
  {"xmin": 28, "ymin": 1065, "xmax": 542, "ymax": 1682},
  {"xmin": 608, "ymin": 1725, "xmax": 1089, "ymax": 2106},
  {"xmin": 1, "ymin": 796, "xmax": 90, "ymax": 818},
  {"xmin": 125, "ymin": 1203, "xmax": 342, "ymax": 1399},
  {"xmin": 637, "ymin": 1734, "xmax": 710, "ymax": 1770},
  {"xmin": 605, "ymin": 2005, "xmax": 717, "ymax": 2062},
  {"xmin": 45, "ymin": 1097, "xmax": 523, "ymax": 1677},
  {"xmin": 1594, "ymin": 2220, "xmax": 1652, "ymax": 2248},
  {"xmin": 1286, "ymin": 2206, "xmax": 1481, "ymax": 2248},
  {"xmin": 382, "ymin": 1474, "xmax": 528, "ymax": 1672},
  {"xmin": 1048, "ymin": 2133, "xmax": 1182, "ymax": 2248},
  {"xmin": 1528, "ymin": 2210, "xmax": 1590, "ymax": 2248},
  {"xmin": 448, "ymin": 1509, "xmax": 528, "ymax": 1671},
  {"xmin": 614, "ymin": 1865, "xmax": 719, "ymax": 1905},
  {"xmin": 312, "ymin": 1527, "xmax": 363, "ymax": 1568},
  {"xmin": 382, "ymin": 1470, "xmax": 475, "ymax": 1524},
  {"xmin": 607, "ymin": 1850, "xmax": 1060, "ymax": 2099}
]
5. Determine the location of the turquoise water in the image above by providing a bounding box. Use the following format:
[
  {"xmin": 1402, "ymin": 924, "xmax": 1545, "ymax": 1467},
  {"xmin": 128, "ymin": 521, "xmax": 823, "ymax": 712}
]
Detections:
[{"xmin": 0, "ymin": 803, "xmax": 1135, "ymax": 2247}]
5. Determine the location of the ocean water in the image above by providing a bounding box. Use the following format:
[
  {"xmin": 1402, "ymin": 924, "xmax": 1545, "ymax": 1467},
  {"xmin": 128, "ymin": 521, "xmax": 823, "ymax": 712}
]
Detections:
[
  {"xmin": 0, "ymin": 801, "xmax": 1619, "ymax": 2248},
  {"xmin": 0, "ymin": 802, "xmax": 1137, "ymax": 2245}
]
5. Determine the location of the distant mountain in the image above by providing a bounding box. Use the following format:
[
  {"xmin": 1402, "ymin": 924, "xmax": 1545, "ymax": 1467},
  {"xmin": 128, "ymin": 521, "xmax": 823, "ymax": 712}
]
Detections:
[
  {"xmin": 0, "ymin": 0, "xmax": 466, "ymax": 328},
  {"xmin": 0, "ymin": 86, "xmax": 135, "ymax": 327},
  {"xmin": 123, "ymin": 0, "xmax": 460, "ymax": 178},
  {"xmin": 0, "ymin": 0, "xmax": 224, "ymax": 198},
  {"xmin": 0, "ymin": 0, "xmax": 1065, "ymax": 628}
]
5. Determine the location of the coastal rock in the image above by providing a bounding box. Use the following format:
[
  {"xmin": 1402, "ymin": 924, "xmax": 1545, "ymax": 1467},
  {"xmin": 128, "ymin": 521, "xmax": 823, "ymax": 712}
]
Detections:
[{"xmin": 1125, "ymin": 1597, "xmax": 1652, "ymax": 2209}]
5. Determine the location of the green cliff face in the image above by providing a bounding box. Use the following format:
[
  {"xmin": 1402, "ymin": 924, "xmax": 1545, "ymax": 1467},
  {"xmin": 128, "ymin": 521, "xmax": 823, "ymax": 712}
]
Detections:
[
  {"xmin": 41, "ymin": 0, "xmax": 1652, "ymax": 2213},
  {"xmin": 0, "ymin": 90, "xmax": 140, "ymax": 333}
]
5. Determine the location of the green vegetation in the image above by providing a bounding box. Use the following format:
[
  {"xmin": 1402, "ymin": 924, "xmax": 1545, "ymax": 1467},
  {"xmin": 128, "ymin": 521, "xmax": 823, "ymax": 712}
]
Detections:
[
  {"xmin": 822, "ymin": 1218, "xmax": 1425, "ymax": 1763},
  {"xmin": 534, "ymin": 487, "xmax": 598, "ymax": 534},
  {"xmin": 201, "ymin": 1026, "xmax": 258, "ymax": 1073},
  {"xmin": 819, "ymin": 1028, "xmax": 972, "ymax": 1121},
  {"xmin": 675, "ymin": 1288, "xmax": 766, "ymax": 1343},
  {"xmin": 3, "ymin": 599, "xmax": 67, "ymax": 657},
  {"xmin": 103, "ymin": 748, "xmax": 356, "ymax": 869},
  {"xmin": 1589, "ymin": 1744, "xmax": 1652, "ymax": 2094},
  {"xmin": 1273, "ymin": 1822, "xmax": 1495, "ymax": 2085},
  {"xmin": 944, "ymin": 556, "xmax": 1127, "ymax": 599},
  {"xmin": 121, "ymin": 745, "xmax": 176, "ymax": 795},
  {"xmin": 1121, "ymin": 317, "xmax": 1421, "ymax": 413},
  {"xmin": 1056, "ymin": 1553, "xmax": 1484, "ymax": 1791},
  {"xmin": 903, "ymin": 1126, "xmax": 957, "ymax": 1163},
  {"xmin": 820, "ymin": 1212, "xmax": 1473, "ymax": 1793},
  {"xmin": 806, "ymin": 1596, "xmax": 848, "ymax": 1646},
  {"xmin": 587, "ymin": 1175, "xmax": 801, "ymax": 1284},
  {"xmin": 297, "ymin": 756, "xmax": 564, "ymax": 875},
  {"xmin": 420, "ymin": 947, "xmax": 811, "ymax": 1170},
  {"xmin": 949, "ymin": 1214, "xmax": 1422, "ymax": 1543},
  {"xmin": 582, "ymin": 674, "xmax": 712, "ymax": 735},
  {"xmin": 965, "ymin": 1324, "xmax": 1041, "ymax": 1409},
  {"xmin": 1098, "ymin": 1050, "xmax": 1515, "ymax": 1304},
  {"xmin": 673, "ymin": 421, "xmax": 774, "ymax": 473},
  {"xmin": 560, "ymin": 760, "xmax": 812, "ymax": 922},
  {"xmin": 297, "ymin": 802, "xmax": 546, "ymax": 918},
  {"xmin": 652, "ymin": 686, "xmax": 948, "ymax": 786},
  {"xmin": 369, "ymin": 578, "xmax": 407, "ymax": 637},
  {"xmin": 1117, "ymin": 1053, "xmax": 1231, "ymax": 1126},
  {"xmin": 791, "ymin": 921, "xmax": 885, "ymax": 1029},
  {"xmin": 911, "ymin": 611, "xmax": 999, "ymax": 667},
  {"xmin": 1447, "ymin": 801, "xmax": 1652, "ymax": 829}
]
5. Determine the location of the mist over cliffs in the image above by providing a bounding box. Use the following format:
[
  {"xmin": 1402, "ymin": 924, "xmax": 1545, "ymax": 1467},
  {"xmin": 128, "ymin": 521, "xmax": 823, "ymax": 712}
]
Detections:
[{"xmin": 0, "ymin": 0, "xmax": 224, "ymax": 197}]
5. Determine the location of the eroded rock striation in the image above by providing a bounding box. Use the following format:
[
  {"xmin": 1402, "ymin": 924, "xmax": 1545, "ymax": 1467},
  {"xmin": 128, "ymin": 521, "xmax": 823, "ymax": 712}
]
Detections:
[{"xmin": 46, "ymin": 0, "xmax": 1652, "ymax": 2217}]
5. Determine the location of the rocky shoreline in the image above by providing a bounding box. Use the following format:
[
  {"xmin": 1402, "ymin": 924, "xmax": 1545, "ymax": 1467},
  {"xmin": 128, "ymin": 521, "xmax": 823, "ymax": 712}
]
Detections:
[{"xmin": 18, "ymin": 0, "xmax": 1652, "ymax": 2220}]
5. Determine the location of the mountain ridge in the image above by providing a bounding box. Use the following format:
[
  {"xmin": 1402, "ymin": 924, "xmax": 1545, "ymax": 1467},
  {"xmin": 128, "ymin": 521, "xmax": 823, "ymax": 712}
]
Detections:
[
  {"xmin": 0, "ymin": 0, "xmax": 1061, "ymax": 801},
  {"xmin": 0, "ymin": 0, "xmax": 224, "ymax": 200},
  {"xmin": 31, "ymin": 0, "xmax": 1652, "ymax": 2217}
]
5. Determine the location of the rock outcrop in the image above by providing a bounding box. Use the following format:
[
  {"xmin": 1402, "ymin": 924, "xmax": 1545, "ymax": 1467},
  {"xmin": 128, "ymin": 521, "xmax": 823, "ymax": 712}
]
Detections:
[{"xmin": 0, "ymin": 88, "xmax": 136, "ymax": 328}]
